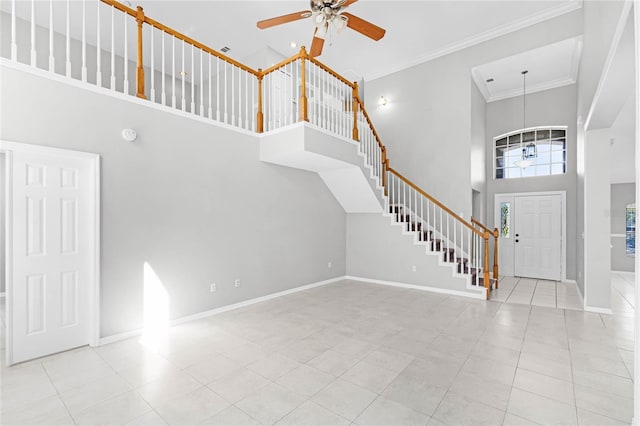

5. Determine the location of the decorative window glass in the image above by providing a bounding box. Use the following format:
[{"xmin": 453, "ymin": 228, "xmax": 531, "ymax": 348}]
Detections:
[
  {"xmin": 500, "ymin": 202, "xmax": 510, "ymax": 238},
  {"xmin": 495, "ymin": 127, "xmax": 567, "ymax": 179},
  {"xmin": 626, "ymin": 204, "xmax": 635, "ymax": 255}
]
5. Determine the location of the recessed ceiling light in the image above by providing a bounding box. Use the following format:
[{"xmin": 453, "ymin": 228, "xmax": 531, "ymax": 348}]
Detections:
[
  {"xmin": 486, "ymin": 78, "xmax": 494, "ymax": 83},
  {"xmin": 290, "ymin": 41, "xmax": 297, "ymax": 48},
  {"xmin": 179, "ymin": 70, "xmax": 187, "ymax": 76}
]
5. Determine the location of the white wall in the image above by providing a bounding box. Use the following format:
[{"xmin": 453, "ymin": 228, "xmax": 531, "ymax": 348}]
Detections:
[
  {"xmin": 0, "ymin": 65, "xmax": 347, "ymax": 338},
  {"xmin": 584, "ymin": 128, "xmax": 612, "ymax": 310},
  {"xmin": 363, "ymin": 9, "xmax": 583, "ymax": 220},
  {"xmin": 576, "ymin": 0, "xmax": 631, "ymax": 295},
  {"xmin": 471, "ymin": 81, "xmax": 487, "ymax": 222},
  {"xmin": 486, "ymin": 84, "xmax": 578, "ymax": 280}
]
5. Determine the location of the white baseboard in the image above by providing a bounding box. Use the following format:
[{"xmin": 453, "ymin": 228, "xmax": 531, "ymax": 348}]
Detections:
[
  {"xmin": 344, "ymin": 275, "xmax": 486, "ymax": 300},
  {"xmin": 584, "ymin": 305, "xmax": 613, "ymax": 315},
  {"xmin": 561, "ymin": 279, "xmax": 577, "ymax": 284},
  {"xmin": 98, "ymin": 276, "xmax": 346, "ymax": 346}
]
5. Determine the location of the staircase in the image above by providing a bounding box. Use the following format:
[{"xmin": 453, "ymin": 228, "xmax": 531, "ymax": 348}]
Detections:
[{"xmin": 389, "ymin": 205, "xmax": 497, "ymax": 292}]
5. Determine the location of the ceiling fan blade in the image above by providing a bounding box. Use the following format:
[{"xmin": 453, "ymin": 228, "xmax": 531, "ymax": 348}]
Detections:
[
  {"xmin": 334, "ymin": 0, "xmax": 358, "ymax": 9},
  {"xmin": 257, "ymin": 10, "xmax": 311, "ymax": 29},
  {"xmin": 341, "ymin": 12, "xmax": 386, "ymax": 41},
  {"xmin": 310, "ymin": 34, "xmax": 325, "ymax": 57}
]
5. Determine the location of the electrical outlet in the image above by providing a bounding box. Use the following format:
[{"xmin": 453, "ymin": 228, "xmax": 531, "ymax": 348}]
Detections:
[
  {"xmin": 328, "ymin": 262, "xmax": 332, "ymax": 269},
  {"xmin": 210, "ymin": 283, "xmax": 216, "ymax": 293},
  {"xmin": 234, "ymin": 279, "xmax": 241, "ymax": 288},
  {"xmin": 412, "ymin": 265, "xmax": 417, "ymax": 272}
]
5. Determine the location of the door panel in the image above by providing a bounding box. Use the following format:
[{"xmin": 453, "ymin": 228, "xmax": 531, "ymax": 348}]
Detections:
[
  {"xmin": 514, "ymin": 195, "xmax": 562, "ymax": 280},
  {"xmin": 10, "ymin": 150, "xmax": 96, "ymax": 364}
]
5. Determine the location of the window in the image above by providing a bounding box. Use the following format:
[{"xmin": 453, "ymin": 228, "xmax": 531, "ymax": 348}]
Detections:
[
  {"xmin": 500, "ymin": 202, "xmax": 510, "ymax": 238},
  {"xmin": 626, "ymin": 204, "xmax": 635, "ymax": 256},
  {"xmin": 495, "ymin": 127, "xmax": 567, "ymax": 179}
]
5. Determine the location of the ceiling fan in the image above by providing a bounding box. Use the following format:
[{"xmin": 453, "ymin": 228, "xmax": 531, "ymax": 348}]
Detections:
[{"xmin": 257, "ymin": 0, "xmax": 386, "ymax": 57}]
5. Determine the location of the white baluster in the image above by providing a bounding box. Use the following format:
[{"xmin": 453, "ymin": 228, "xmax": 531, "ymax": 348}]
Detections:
[
  {"xmin": 251, "ymin": 75, "xmax": 256, "ymax": 131},
  {"xmin": 171, "ymin": 36, "xmax": 176, "ymax": 108},
  {"xmin": 238, "ymin": 67, "xmax": 243, "ymax": 127},
  {"xmin": 181, "ymin": 40, "xmax": 186, "ymax": 111},
  {"xmin": 11, "ymin": 0, "xmax": 17, "ymax": 61},
  {"xmin": 95, "ymin": 2, "xmax": 101, "ymax": 85},
  {"xmin": 231, "ymin": 65, "xmax": 236, "ymax": 126},
  {"xmin": 224, "ymin": 61, "xmax": 228, "ymax": 123},
  {"xmin": 81, "ymin": 0, "xmax": 87, "ymax": 81},
  {"xmin": 245, "ymin": 72, "xmax": 249, "ymax": 129},
  {"xmin": 150, "ymin": 26, "xmax": 155, "ymax": 102},
  {"xmin": 199, "ymin": 49, "xmax": 204, "ymax": 116},
  {"xmin": 190, "ymin": 44, "xmax": 195, "ymax": 113},
  {"xmin": 216, "ymin": 57, "xmax": 220, "ymax": 121},
  {"xmin": 123, "ymin": 11, "xmax": 129, "ymax": 94},
  {"xmin": 66, "ymin": 0, "xmax": 71, "ymax": 77},
  {"xmin": 49, "ymin": 0, "xmax": 54, "ymax": 72},
  {"xmin": 208, "ymin": 55, "xmax": 213, "ymax": 119},
  {"xmin": 30, "ymin": 0, "xmax": 36, "ymax": 67},
  {"xmin": 110, "ymin": 6, "xmax": 115, "ymax": 89},
  {"xmin": 161, "ymin": 32, "xmax": 166, "ymax": 105}
]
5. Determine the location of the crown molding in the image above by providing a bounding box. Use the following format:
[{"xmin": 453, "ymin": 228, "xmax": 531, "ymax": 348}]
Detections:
[
  {"xmin": 487, "ymin": 76, "xmax": 577, "ymax": 103},
  {"xmin": 364, "ymin": 0, "xmax": 583, "ymax": 82}
]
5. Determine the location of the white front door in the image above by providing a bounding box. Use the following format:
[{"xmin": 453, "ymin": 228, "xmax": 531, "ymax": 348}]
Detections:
[
  {"xmin": 494, "ymin": 192, "xmax": 563, "ymax": 281},
  {"xmin": 6, "ymin": 145, "xmax": 99, "ymax": 365},
  {"xmin": 514, "ymin": 195, "xmax": 562, "ymax": 280}
]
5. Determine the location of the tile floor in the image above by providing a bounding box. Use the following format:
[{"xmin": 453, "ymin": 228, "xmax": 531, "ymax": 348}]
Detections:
[{"xmin": 0, "ymin": 274, "xmax": 635, "ymax": 425}]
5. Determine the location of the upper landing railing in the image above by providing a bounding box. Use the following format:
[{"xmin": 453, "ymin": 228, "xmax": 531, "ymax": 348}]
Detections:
[{"xmin": 4, "ymin": 0, "xmax": 498, "ymax": 297}]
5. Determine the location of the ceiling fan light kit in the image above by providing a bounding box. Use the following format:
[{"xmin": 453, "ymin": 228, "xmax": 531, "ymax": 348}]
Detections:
[{"xmin": 256, "ymin": 0, "xmax": 386, "ymax": 57}]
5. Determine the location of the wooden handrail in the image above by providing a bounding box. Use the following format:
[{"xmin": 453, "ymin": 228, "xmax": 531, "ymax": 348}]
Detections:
[
  {"xmin": 308, "ymin": 57, "xmax": 356, "ymax": 89},
  {"xmin": 388, "ymin": 167, "xmax": 484, "ymax": 237},
  {"xmin": 471, "ymin": 217, "xmax": 492, "ymax": 234},
  {"xmin": 260, "ymin": 52, "xmax": 303, "ymax": 76},
  {"xmin": 355, "ymin": 96, "xmax": 385, "ymax": 151},
  {"xmin": 100, "ymin": 0, "xmax": 261, "ymax": 77}
]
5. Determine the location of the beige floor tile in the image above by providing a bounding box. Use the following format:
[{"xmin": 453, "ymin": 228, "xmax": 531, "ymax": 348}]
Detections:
[
  {"xmin": 235, "ymin": 382, "xmax": 306, "ymax": 425},
  {"xmin": 276, "ymin": 364, "xmax": 334, "ymax": 398},
  {"xmin": 340, "ymin": 360, "xmax": 399, "ymax": 394},
  {"xmin": 276, "ymin": 400, "xmax": 350, "ymax": 426},
  {"xmin": 73, "ymin": 391, "xmax": 152, "ymax": 425},
  {"xmin": 153, "ymin": 386, "xmax": 230, "ymax": 426},
  {"xmin": 507, "ymin": 388, "xmax": 577, "ymax": 425},
  {"xmin": 311, "ymin": 378, "xmax": 377, "ymax": 421},
  {"xmin": 512, "ymin": 368, "xmax": 574, "ymax": 406},
  {"xmin": 355, "ymin": 396, "xmax": 429, "ymax": 426},
  {"xmin": 432, "ymin": 391, "xmax": 505, "ymax": 426},
  {"xmin": 207, "ymin": 367, "xmax": 271, "ymax": 404}
]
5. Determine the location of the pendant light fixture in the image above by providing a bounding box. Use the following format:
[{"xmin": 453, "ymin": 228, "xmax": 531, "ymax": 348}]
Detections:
[{"xmin": 515, "ymin": 70, "xmax": 537, "ymax": 169}]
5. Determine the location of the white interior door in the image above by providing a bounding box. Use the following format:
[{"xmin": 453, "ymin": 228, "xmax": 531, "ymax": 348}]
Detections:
[
  {"xmin": 7, "ymin": 146, "xmax": 98, "ymax": 364},
  {"xmin": 514, "ymin": 194, "xmax": 562, "ymax": 280},
  {"xmin": 495, "ymin": 195, "xmax": 515, "ymax": 277}
]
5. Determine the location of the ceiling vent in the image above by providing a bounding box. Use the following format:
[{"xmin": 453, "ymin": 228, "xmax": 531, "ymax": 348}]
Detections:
[{"xmin": 220, "ymin": 46, "xmax": 231, "ymax": 53}]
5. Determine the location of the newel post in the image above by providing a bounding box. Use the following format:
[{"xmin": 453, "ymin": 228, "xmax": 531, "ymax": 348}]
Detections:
[
  {"xmin": 493, "ymin": 228, "xmax": 499, "ymax": 288},
  {"xmin": 257, "ymin": 69, "xmax": 264, "ymax": 133},
  {"xmin": 483, "ymin": 232, "xmax": 491, "ymax": 299},
  {"xmin": 135, "ymin": 6, "xmax": 146, "ymax": 99},
  {"xmin": 352, "ymin": 82, "xmax": 359, "ymax": 141},
  {"xmin": 299, "ymin": 47, "xmax": 309, "ymax": 122}
]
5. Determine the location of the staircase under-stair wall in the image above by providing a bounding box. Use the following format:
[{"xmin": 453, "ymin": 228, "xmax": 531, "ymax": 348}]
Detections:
[{"xmin": 2, "ymin": 0, "xmax": 499, "ymax": 300}]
